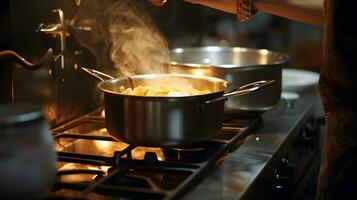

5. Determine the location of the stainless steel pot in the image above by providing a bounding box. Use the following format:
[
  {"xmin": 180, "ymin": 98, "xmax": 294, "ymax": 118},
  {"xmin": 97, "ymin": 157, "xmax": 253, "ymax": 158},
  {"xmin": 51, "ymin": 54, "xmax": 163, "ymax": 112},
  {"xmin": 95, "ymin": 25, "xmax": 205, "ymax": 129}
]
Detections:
[
  {"xmin": 170, "ymin": 46, "xmax": 289, "ymax": 116},
  {"xmin": 0, "ymin": 104, "xmax": 56, "ymax": 199},
  {"xmin": 82, "ymin": 68, "xmax": 274, "ymax": 147}
]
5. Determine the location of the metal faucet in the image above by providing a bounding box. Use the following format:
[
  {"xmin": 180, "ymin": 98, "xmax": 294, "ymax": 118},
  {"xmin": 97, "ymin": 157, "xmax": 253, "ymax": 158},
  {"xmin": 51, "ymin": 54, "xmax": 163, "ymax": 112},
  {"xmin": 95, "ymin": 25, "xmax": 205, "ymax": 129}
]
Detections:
[{"xmin": 37, "ymin": 9, "xmax": 67, "ymax": 69}]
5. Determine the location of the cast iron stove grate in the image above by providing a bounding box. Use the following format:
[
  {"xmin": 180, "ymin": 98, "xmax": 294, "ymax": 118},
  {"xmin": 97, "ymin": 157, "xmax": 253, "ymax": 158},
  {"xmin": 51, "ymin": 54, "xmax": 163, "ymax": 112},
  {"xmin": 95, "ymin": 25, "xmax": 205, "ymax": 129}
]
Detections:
[{"xmin": 49, "ymin": 108, "xmax": 262, "ymax": 200}]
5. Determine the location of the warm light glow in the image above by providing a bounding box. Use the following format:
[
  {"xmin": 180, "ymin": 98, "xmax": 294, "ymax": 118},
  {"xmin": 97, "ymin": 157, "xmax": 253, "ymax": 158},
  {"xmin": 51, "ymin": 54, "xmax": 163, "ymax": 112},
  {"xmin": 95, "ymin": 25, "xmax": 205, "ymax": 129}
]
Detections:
[
  {"xmin": 131, "ymin": 147, "xmax": 165, "ymax": 161},
  {"xmin": 58, "ymin": 163, "xmax": 110, "ymax": 174},
  {"xmin": 94, "ymin": 128, "xmax": 109, "ymax": 136},
  {"xmin": 101, "ymin": 110, "xmax": 105, "ymax": 117},
  {"xmin": 93, "ymin": 140, "xmax": 129, "ymax": 156},
  {"xmin": 173, "ymin": 48, "xmax": 184, "ymax": 53},
  {"xmin": 91, "ymin": 135, "xmax": 164, "ymax": 161},
  {"xmin": 48, "ymin": 69, "xmax": 53, "ymax": 76},
  {"xmin": 201, "ymin": 58, "xmax": 211, "ymax": 64},
  {"xmin": 191, "ymin": 68, "xmax": 209, "ymax": 77},
  {"xmin": 57, "ymin": 163, "xmax": 111, "ymax": 183},
  {"xmin": 88, "ymin": 166, "xmax": 110, "ymax": 173},
  {"xmin": 257, "ymin": 49, "xmax": 269, "ymax": 64},
  {"xmin": 55, "ymin": 126, "xmax": 165, "ymax": 161},
  {"xmin": 44, "ymin": 104, "xmax": 57, "ymax": 126}
]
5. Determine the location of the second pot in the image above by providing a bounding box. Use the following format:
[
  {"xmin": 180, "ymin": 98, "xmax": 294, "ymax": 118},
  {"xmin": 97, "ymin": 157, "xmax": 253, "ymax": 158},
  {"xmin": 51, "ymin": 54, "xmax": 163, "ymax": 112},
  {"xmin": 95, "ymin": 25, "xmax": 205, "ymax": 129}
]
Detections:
[{"xmin": 170, "ymin": 46, "xmax": 289, "ymax": 116}]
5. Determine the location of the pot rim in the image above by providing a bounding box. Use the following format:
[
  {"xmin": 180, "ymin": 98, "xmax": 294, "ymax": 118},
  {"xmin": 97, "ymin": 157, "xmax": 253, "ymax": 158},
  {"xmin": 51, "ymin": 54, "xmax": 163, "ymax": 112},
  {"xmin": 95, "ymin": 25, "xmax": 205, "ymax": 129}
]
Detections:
[
  {"xmin": 170, "ymin": 46, "xmax": 289, "ymax": 69},
  {"xmin": 97, "ymin": 73, "xmax": 232, "ymax": 98}
]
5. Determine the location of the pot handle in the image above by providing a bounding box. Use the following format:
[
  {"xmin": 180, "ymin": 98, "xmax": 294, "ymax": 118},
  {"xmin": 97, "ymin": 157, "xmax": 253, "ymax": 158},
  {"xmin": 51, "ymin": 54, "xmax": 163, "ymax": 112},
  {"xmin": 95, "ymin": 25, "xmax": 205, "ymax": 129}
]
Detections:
[
  {"xmin": 81, "ymin": 67, "xmax": 114, "ymax": 82},
  {"xmin": 205, "ymin": 80, "xmax": 275, "ymax": 104}
]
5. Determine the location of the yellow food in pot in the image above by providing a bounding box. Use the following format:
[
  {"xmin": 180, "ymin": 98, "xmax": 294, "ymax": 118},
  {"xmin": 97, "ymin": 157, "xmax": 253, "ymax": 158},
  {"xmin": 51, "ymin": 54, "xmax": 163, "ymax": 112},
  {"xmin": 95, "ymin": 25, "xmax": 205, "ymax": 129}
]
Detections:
[{"xmin": 118, "ymin": 85, "xmax": 211, "ymax": 96}]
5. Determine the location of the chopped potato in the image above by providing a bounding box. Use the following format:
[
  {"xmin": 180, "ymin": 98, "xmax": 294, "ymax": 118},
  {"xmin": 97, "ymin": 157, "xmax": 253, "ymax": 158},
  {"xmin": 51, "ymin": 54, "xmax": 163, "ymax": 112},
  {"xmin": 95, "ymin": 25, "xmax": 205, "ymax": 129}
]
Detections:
[
  {"xmin": 121, "ymin": 88, "xmax": 133, "ymax": 95},
  {"xmin": 132, "ymin": 86, "xmax": 149, "ymax": 96},
  {"xmin": 119, "ymin": 85, "xmax": 125, "ymax": 92},
  {"xmin": 118, "ymin": 85, "xmax": 212, "ymax": 96},
  {"xmin": 193, "ymin": 90, "xmax": 211, "ymax": 95}
]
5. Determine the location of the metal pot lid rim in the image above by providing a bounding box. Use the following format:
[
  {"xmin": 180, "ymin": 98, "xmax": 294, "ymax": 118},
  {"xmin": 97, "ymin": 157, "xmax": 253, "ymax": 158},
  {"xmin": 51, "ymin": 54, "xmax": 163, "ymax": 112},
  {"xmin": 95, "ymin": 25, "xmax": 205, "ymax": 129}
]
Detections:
[
  {"xmin": 97, "ymin": 73, "xmax": 232, "ymax": 97},
  {"xmin": 170, "ymin": 46, "xmax": 289, "ymax": 67},
  {"xmin": 170, "ymin": 62, "xmax": 284, "ymax": 69},
  {"xmin": 171, "ymin": 46, "xmax": 288, "ymax": 56}
]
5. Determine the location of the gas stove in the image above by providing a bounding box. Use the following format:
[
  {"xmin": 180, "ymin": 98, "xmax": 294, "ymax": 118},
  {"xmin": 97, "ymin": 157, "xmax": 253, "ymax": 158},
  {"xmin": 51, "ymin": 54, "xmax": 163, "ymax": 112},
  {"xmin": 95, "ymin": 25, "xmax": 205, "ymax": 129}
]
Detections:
[
  {"xmin": 49, "ymin": 108, "xmax": 262, "ymax": 199},
  {"xmin": 47, "ymin": 93, "xmax": 321, "ymax": 200}
]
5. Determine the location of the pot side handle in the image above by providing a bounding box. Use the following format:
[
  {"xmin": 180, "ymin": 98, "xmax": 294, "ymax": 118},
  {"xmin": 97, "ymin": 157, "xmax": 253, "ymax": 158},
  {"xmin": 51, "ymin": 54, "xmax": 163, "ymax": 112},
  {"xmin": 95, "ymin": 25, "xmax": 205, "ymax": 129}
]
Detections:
[
  {"xmin": 81, "ymin": 67, "xmax": 114, "ymax": 82},
  {"xmin": 205, "ymin": 80, "xmax": 275, "ymax": 104}
]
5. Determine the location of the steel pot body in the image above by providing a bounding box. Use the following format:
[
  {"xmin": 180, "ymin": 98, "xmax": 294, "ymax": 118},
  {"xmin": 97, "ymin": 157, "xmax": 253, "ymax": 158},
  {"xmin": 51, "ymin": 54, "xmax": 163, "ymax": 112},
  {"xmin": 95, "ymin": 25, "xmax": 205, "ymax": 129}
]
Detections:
[
  {"xmin": 170, "ymin": 46, "xmax": 289, "ymax": 115},
  {"xmin": 0, "ymin": 104, "xmax": 56, "ymax": 199},
  {"xmin": 99, "ymin": 74, "xmax": 228, "ymax": 147}
]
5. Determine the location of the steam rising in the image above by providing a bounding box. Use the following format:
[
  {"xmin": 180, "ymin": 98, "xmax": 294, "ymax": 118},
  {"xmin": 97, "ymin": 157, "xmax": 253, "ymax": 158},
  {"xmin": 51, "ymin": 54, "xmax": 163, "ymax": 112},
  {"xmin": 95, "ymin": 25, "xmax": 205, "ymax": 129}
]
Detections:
[
  {"xmin": 72, "ymin": 0, "xmax": 170, "ymax": 76},
  {"xmin": 107, "ymin": 1, "xmax": 170, "ymax": 76}
]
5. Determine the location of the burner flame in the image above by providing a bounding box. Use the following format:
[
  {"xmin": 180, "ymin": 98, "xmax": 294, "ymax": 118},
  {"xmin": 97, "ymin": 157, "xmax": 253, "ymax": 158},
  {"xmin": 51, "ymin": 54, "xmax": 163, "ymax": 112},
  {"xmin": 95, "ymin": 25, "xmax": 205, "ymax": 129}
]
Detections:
[
  {"xmin": 131, "ymin": 147, "xmax": 164, "ymax": 161},
  {"xmin": 88, "ymin": 166, "xmax": 110, "ymax": 173}
]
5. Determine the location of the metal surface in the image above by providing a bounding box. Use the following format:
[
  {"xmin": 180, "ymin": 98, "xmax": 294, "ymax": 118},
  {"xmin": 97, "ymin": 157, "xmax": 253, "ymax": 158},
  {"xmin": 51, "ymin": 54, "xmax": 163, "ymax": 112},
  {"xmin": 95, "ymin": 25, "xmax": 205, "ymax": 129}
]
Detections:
[
  {"xmin": 81, "ymin": 67, "xmax": 273, "ymax": 102},
  {"xmin": 182, "ymin": 92, "xmax": 322, "ymax": 199},
  {"xmin": 206, "ymin": 80, "xmax": 275, "ymax": 104},
  {"xmin": 37, "ymin": 9, "xmax": 66, "ymax": 66},
  {"xmin": 48, "ymin": 92, "xmax": 322, "ymax": 199},
  {"xmin": 81, "ymin": 67, "xmax": 114, "ymax": 82},
  {"xmin": 81, "ymin": 68, "xmax": 272, "ymax": 147},
  {"xmin": 99, "ymin": 73, "xmax": 228, "ymax": 147},
  {"xmin": 170, "ymin": 46, "xmax": 289, "ymax": 115},
  {"xmin": 49, "ymin": 108, "xmax": 260, "ymax": 200}
]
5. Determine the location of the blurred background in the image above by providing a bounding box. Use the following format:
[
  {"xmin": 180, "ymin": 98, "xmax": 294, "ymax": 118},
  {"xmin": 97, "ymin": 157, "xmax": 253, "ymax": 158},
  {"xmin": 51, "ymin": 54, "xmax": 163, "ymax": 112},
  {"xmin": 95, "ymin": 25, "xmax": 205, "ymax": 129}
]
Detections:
[{"xmin": 144, "ymin": 1, "xmax": 323, "ymax": 72}]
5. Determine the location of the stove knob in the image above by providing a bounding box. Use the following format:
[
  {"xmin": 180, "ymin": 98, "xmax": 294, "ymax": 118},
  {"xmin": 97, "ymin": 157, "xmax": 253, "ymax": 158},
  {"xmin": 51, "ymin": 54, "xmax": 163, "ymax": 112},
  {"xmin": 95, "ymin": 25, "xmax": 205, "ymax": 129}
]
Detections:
[
  {"xmin": 301, "ymin": 120, "xmax": 319, "ymax": 150},
  {"xmin": 293, "ymin": 119, "xmax": 319, "ymax": 152},
  {"xmin": 273, "ymin": 157, "xmax": 294, "ymax": 198},
  {"xmin": 281, "ymin": 92, "xmax": 299, "ymax": 109}
]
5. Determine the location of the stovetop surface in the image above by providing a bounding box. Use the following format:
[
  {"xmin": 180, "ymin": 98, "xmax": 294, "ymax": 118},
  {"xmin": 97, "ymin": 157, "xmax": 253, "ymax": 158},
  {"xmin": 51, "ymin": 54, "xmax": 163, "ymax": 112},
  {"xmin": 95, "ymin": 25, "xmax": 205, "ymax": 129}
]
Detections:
[
  {"xmin": 182, "ymin": 93, "xmax": 321, "ymax": 200},
  {"xmin": 48, "ymin": 92, "xmax": 320, "ymax": 200},
  {"xmin": 49, "ymin": 108, "xmax": 262, "ymax": 199}
]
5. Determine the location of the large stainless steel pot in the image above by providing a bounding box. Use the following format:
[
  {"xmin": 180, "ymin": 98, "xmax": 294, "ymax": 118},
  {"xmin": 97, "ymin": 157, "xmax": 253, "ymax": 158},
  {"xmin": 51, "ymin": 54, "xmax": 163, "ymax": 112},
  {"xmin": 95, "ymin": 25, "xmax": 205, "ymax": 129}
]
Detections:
[
  {"xmin": 0, "ymin": 104, "xmax": 56, "ymax": 199},
  {"xmin": 170, "ymin": 46, "xmax": 289, "ymax": 116},
  {"xmin": 82, "ymin": 68, "xmax": 274, "ymax": 147}
]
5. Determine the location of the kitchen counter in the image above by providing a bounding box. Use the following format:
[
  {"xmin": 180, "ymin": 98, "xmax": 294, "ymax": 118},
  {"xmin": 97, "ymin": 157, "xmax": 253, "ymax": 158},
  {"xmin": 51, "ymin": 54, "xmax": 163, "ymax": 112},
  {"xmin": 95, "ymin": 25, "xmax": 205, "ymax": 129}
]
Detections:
[{"xmin": 183, "ymin": 90, "xmax": 323, "ymax": 199}]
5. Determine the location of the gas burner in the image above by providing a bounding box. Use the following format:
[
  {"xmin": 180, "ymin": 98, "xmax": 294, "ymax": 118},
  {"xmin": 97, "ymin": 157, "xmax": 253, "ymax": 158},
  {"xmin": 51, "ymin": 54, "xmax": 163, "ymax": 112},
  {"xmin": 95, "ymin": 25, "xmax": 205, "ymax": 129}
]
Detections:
[
  {"xmin": 163, "ymin": 142, "xmax": 222, "ymax": 162},
  {"xmin": 50, "ymin": 108, "xmax": 261, "ymax": 199}
]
